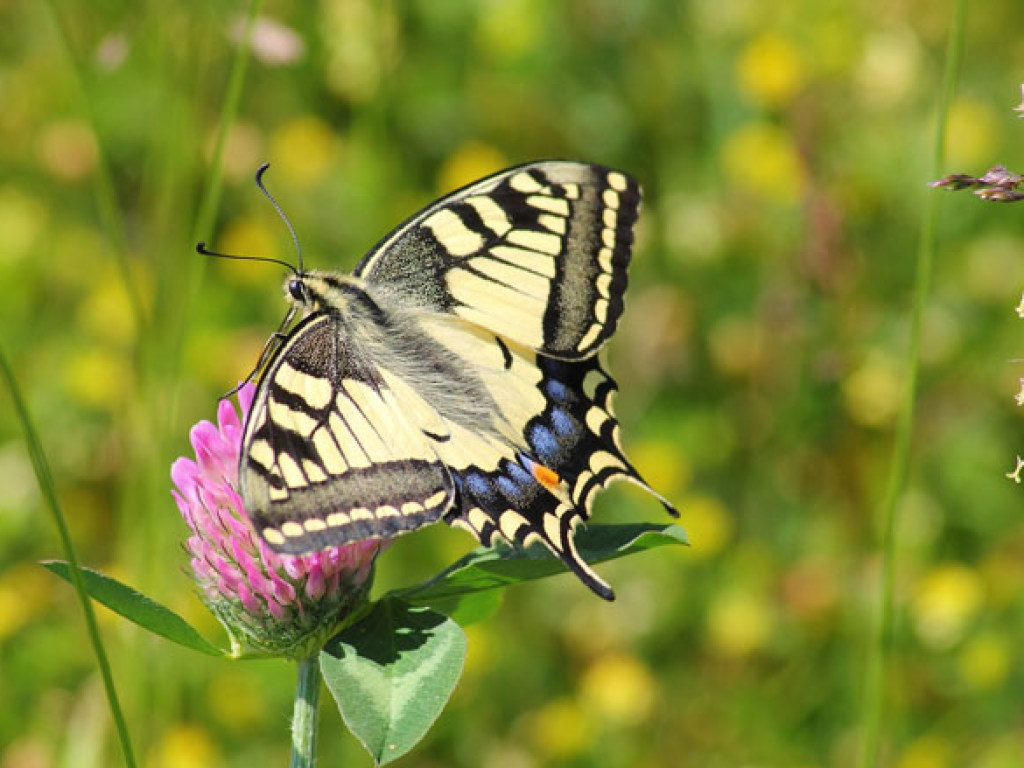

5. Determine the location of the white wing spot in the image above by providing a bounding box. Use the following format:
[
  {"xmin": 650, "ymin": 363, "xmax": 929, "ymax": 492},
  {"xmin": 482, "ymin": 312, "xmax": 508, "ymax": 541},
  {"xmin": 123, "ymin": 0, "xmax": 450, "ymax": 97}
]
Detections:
[
  {"xmin": 401, "ymin": 501, "xmax": 424, "ymax": 517},
  {"xmin": 313, "ymin": 430, "xmax": 348, "ymax": 474},
  {"xmin": 489, "ymin": 245, "xmax": 557, "ymax": 278},
  {"xmin": 263, "ymin": 528, "xmax": 286, "ymax": 545},
  {"xmin": 304, "ymin": 518, "xmax": 327, "ymax": 532},
  {"xmin": 607, "ymin": 171, "xmax": 628, "ymax": 192},
  {"xmin": 542, "ymin": 514, "xmax": 563, "ymax": 548},
  {"xmin": 303, "ymin": 459, "xmax": 328, "ymax": 484},
  {"xmin": 538, "ymin": 214, "xmax": 567, "ymax": 235},
  {"xmin": 602, "ymin": 189, "xmax": 620, "ymax": 210},
  {"xmin": 349, "ymin": 507, "xmax": 373, "ymax": 521},
  {"xmin": 465, "ymin": 195, "xmax": 512, "ymax": 237},
  {"xmin": 526, "ymin": 194, "xmax": 570, "ymax": 216},
  {"xmin": 498, "ymin": 510, "xmax": 530, "ymax": 541},
  {"xmin": 577, "ymin": 324, "xmax": 602, "ymax": 351},
  {"xmin": 327, "ymin": 511, "xmax": 350, "ymax": 527},
  {"xmin": 602, "ymin": 208, "xmax": 617, "ymax": 229},
  {"xmin": 281, "ymin": 521, "xmax": 305, "ymax": 538},
  {"xmin": 585, "ymin": 405, "xmax": 607, "ymax": 436},
  {"xmin": 510, "ymin": 172, "xmax": 544, "ymax": 193},
  {"xmin": 467, "ymin": 257, "xmax": 549, "ymax": 298},
  {"xmin": 424, "ymin": 489, "xmax": 449, "ymax": 509},
  {"xmin": 277, "ymin": 362, "xmax": 332, "ymax": 410},
  {"xmin": 507, "ymin": 229, "xmax": 562, "ymax": 256},
  {"xmin": 269, "ymin": 398, "xmax": 319, "ymax": 438},
  {"xmin": 248, "ymin": 439, "xmax": 275, "ymax": 470},
  {"xmin": 590, "ymin": 451, "xmax": 625, "ymax": 474},
  {"xmin": 278, "ymin": 452, "xmax": 308, "ymax": 489},
  {"xmin": 376, "ymin": 504, "xmax": 400, "ymax": 518},
  {"xmin": 468, "ymin": 507, "xmax": 492, "ymax": 533},
  {"xmin": 423, "ymin": 208, "xmax": 486, "ymax": 257},
  {"xmin": 329, "ymin": 411, "xmax": 371, "ymax": 468}
]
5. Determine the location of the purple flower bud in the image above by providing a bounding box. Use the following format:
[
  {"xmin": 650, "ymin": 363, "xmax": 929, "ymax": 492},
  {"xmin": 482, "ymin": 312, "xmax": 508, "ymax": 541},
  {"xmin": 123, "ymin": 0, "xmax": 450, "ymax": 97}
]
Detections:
[{"xmin": 171, "ymin": 383, "xmax": 386, "ymax": 658}]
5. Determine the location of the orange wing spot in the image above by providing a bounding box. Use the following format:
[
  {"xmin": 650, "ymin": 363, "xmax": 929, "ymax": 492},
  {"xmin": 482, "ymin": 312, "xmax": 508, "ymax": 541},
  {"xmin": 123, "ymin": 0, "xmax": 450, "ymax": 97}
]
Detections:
[{"xmin": 532, "ymin": 463, "xmax": 561, "ymax": 490}]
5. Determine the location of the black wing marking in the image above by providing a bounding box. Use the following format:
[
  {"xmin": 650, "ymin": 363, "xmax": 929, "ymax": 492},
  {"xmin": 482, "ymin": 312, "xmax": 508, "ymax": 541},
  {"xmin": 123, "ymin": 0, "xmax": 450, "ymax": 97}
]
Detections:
[
  {"xmin": 439, "ymin": 343, "xmax": 677, "ymax": 601},
  {"xmin": 354, "ymin": 160, "xmax": 641, "ymax": 361},
  {"xmin": 239, "ymin": 313, "xmax": 455, "ymax": 554}
]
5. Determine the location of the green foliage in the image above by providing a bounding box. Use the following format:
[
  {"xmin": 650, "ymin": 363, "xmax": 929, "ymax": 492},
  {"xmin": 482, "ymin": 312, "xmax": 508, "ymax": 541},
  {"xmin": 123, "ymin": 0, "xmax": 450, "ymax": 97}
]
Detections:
[
  {"xmin": 42, "ymin": 523, "xmax": 685, "ymax": 762},
  {"xmin": 41, "ymin": 561, "xmax": 225, "ymax": 658},
  {"xmin": 322, "ymin": 600, "xmax": 466, "ymax": 766},
  {"xmin": 4, "ymin": 1, "xmax": 1024, "ymax": 766}
]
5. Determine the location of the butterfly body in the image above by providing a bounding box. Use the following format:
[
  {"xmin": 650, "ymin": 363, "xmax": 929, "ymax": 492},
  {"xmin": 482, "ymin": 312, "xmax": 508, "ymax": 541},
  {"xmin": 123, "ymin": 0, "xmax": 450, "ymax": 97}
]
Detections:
[{"xmin": 239, "ymin": 161, "xmax": 677, "ymax": 599}]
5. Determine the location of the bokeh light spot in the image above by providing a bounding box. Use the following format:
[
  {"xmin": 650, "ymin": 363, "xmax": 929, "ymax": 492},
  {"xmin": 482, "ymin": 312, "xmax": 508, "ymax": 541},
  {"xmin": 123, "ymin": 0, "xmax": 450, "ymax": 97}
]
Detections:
[
  {"xmin": 737, "ymin": 34, "xmax": 804, "ymax": 108},
  {"xmin": 721, "ymin": 122, "xmax": 805, "ymax": 204},
  {"xmin": 912, "ymin": 563, "xmax": 984, "ymax": 650},
  {"xmin": 268, "ymin": 115, "xmax": 339, "ymax": 187}
]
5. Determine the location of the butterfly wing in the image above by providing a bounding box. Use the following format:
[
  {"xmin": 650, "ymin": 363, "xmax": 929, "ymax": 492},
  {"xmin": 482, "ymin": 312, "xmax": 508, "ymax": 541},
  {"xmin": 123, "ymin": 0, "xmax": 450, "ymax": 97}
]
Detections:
[
  {"xmin": 416, "ymin": 316, "xmax": 677, "ymax": 600},
  {"xmin": 239, "ymin": 312, "xmax": 455, "ymax": 554},
  {"xmin": 354, "ymin": 160, "xmax": 640, "ymax": 360}
]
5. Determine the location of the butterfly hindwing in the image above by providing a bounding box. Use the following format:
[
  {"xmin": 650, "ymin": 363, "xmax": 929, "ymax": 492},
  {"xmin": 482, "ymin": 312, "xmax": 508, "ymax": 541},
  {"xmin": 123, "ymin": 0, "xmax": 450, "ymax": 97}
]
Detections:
[
  {"xmin": 413, "ymin": 318, "xmax": 676, "ymax": 599},
  {"xmin": 240, "ymin": 312, "xmax": 454, "ymax": 554},
  {"xmin": 354, "ymin": 160, "xmax": 640, "ymax": 360}
]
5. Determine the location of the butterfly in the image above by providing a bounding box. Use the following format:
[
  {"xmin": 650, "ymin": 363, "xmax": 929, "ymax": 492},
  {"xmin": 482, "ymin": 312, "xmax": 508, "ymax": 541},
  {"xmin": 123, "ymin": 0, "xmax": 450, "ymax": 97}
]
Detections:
[{"xmin": 237, "ymin": 160, "xmax": 678, "ymax": 600}]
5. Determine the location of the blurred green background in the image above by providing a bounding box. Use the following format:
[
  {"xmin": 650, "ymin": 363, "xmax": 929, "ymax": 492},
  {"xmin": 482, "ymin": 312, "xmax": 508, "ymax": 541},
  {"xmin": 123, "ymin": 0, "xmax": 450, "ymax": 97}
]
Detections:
[{"xmin": 2, "ymin": 1, "xmax": 1024, "ymax": 766}]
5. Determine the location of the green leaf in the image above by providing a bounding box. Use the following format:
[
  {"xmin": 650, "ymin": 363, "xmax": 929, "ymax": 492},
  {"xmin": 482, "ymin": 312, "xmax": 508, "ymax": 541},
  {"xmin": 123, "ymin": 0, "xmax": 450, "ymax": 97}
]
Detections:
[
  {"xmin": 397, "ymin": 522, "xmax": 687, "ymax": 607},
  {"xmin": 42, "ymin": 561, "xmax": 225, "ymax": 657},
  {"xmin": 422, "ymin": 588, "xmax": 504, "ymax": 627},
  {"xmin": 321, "ymin": 598, "xmax": 466, "ymax": 766}
]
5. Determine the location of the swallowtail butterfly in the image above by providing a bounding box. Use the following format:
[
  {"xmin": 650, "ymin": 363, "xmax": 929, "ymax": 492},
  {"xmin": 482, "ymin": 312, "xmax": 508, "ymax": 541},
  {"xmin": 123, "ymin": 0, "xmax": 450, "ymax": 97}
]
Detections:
[{"xmin": 238, "ymin": 160, "xmax": 678, "ymax": 600}]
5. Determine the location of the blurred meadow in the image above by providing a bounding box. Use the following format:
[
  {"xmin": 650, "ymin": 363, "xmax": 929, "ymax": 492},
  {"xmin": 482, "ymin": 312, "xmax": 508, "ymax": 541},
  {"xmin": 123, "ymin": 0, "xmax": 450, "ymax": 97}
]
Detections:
[{"xmin": 2, "ymin": 1, "xmax": 1024, "ymax": 766}]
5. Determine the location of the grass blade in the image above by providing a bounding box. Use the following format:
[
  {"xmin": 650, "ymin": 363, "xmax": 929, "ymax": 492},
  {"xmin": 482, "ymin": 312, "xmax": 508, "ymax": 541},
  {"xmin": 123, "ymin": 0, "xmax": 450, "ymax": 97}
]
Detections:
[
  {"xmin": 0, "ymin": 344, "xmax": 138, "ymax": 768},
  {"xmin": 857, "ymin": 1, "xmax": 968, "ymax": 764}
]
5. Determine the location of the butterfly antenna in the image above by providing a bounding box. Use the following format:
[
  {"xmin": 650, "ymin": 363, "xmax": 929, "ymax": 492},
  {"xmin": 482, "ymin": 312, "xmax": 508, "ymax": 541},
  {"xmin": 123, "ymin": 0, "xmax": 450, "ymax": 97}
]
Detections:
[
  {"xmin": 255, "ymin": 163, "xmax": 304, "ymax": 274},
  {"xmin": 196, "ymin": 242, "xmax": 298, "ymax": 274}
]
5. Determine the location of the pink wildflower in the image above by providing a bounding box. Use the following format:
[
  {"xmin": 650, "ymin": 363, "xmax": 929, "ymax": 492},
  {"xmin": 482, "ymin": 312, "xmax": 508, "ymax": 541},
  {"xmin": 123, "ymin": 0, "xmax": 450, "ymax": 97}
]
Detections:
[{"xmin": 171, "ymin": 383, "xmax": 384, "ymax": 657}]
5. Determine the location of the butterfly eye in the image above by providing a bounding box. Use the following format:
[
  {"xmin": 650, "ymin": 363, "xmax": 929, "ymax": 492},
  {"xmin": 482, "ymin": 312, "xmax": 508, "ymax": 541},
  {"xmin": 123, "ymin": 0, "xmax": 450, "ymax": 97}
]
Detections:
[{"xmin": 287, "ymin": 279, "xmax": 306, "ymax": 302}]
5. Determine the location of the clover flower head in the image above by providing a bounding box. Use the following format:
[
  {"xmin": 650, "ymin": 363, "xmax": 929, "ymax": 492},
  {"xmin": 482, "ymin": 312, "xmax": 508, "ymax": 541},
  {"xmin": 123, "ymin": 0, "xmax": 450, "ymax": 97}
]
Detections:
[{"xmin": 171, "ymin": 383, "xmax": 384, "ymax": 658}]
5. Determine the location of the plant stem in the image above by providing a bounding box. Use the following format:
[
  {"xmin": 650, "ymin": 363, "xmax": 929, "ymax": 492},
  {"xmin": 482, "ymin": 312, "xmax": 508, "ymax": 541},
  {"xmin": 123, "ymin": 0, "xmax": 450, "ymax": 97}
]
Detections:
[
  {"xmin": 0, "ymin": 345, "xmax": 137, "ymax": 768},
  {"xmin": 291, "ymin": 656, "xmax": 322, "ymax": 768},
  {"xmin": 856, "ymin": 1, "xmax": 967, "ymax": 765}
]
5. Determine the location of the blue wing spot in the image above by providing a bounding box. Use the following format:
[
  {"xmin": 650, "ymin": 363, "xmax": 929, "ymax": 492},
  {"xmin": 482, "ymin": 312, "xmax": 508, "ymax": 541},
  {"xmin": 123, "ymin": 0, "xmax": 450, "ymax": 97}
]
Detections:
[
  {"xmin": 496, "ymin": 475, "xmax": 521, "ymax": 501},
  {"xmin": 550, "ymin": 407, "xmax": 576, "ymax": 437},
  {"xmin": 545, "ymin": 379, "xmax": 568, "ymax": 401},
  {"xmin": 507, "ymin": 461, "xmax": 533, "ymax": 487},
  {"xmin": 530, "ymin": 424, "xmax": 560, "ymax": 462},
  {"xmin": 465, "ymin": 473, "xmax": 492, "ymax": 499}
]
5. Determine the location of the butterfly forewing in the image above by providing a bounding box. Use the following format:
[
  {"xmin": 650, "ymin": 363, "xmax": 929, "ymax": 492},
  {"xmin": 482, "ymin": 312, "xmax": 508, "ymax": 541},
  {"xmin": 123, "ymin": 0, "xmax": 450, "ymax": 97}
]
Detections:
[
  {"xmin": 240, "ymin": 313, "xmax": 454, "ymax": 553},
  {"xmin": 354, "ymin": 160, "xmax": 640, "ymax": 360}
]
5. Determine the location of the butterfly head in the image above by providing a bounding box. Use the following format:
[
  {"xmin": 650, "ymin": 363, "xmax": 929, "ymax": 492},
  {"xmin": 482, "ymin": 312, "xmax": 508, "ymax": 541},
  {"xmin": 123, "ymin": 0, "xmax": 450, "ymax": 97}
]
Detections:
[
  {"xmin": 283, "ymin": 271, "xmax": 379, "ymax": 321},
  {"xmin": 286, "ymin": 275, "xmax": 310, "ymax": 304}
]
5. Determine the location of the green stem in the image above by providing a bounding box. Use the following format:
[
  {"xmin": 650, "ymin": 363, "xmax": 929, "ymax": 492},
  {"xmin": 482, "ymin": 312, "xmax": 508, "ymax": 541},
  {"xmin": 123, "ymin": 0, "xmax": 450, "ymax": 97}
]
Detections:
[
  {"xmin": 856, "ymin": 1, "xmax": 967, "ymax": 765},
  {"xmin": 291, "ymin": 656, "xmax": 323, "ymax": 768},
  {"xmin": 0, "ymin": 345, "xmax": 137, "ymax": 768},
  {"xmin": 41, "ymin": 0, "xmax": 147, "ymax": 333}
]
